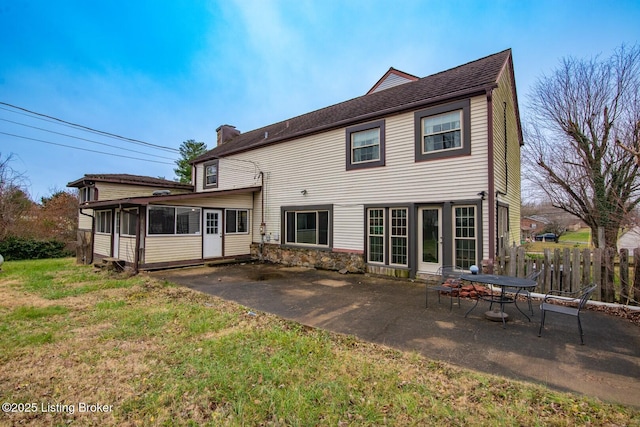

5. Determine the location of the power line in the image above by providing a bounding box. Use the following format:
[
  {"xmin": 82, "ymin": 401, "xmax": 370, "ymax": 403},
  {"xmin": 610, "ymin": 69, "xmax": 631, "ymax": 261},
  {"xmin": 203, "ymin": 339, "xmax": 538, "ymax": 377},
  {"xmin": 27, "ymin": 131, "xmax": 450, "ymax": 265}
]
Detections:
[
  {"xmin": 0, "ymin": 102, "xmax": 179, "ymax": 153},
  {"xmin": 0, "ymin": 131, "xmax": 174, "ymax": 165},
  {"xmin": 0, "ymin": 117, "xmax": 176, "ymax": 160}
]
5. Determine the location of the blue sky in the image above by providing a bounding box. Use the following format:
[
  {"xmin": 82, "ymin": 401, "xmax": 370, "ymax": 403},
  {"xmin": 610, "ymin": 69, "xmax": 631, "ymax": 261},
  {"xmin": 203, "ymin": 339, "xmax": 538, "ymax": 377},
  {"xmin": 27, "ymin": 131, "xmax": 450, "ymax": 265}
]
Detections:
[{"xmin": 1, "ymin": 0, "xmax": 638, "ymax": 200}]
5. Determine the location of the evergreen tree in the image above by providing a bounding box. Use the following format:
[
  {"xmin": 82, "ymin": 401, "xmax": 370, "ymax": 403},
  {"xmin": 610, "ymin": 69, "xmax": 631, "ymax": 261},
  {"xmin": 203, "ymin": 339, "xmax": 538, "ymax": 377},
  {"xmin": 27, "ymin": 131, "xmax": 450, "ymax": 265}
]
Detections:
[{"xmin": 174, "ymin": 140, "xmax": 207, "ymax": 183}]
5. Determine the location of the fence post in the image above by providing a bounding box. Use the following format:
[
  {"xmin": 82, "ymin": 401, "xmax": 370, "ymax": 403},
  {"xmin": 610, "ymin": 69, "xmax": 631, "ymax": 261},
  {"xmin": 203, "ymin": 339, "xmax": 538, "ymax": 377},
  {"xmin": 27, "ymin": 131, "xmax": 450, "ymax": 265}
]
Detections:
[
  {"xmin": 509, "ymin": 246, "xmax": 517, "ymax": 277},
  {"xmin": 603, "ymin": 247, "xmax": 616, "ymax": 303},
  {"xmin": 543, "ymin": 249, "xmax": 551, "ymax": 294},
  {"xmin": 582, "ymin": 248, "xmax": 591, "ymax": 287},
  {"xmin": 572, "ymin": 248, "xmax": 581, "ymax": 292},
  {"xmin": 553, "ymin": 249, "xmax": 561, "ymax": 292},
  {"xmin": 593, "ymin": 248, "xmax": 602, "ymax": 301},
  {"xmin": 634, "ymin": 248, "xmax": 640, "ymax": 306},
  {"xmin": 619, "ymin": 249, "xmax": 629, "ymax": 305},
  {"xmin": 517, "ymin": 246, "xmax": 525, "ymax": 277},
  {"xmin": 562, "ymin": 248, "xmax": 571, "ymax": 292},
  {"xmin": 495, "ymin": 248, "xmax": 505, "ymax": 274}
]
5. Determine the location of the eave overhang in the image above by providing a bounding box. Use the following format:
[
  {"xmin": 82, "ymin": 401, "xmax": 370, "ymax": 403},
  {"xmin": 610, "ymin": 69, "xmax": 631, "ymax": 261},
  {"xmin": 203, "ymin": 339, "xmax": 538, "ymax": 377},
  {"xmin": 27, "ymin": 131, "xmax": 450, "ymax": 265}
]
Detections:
[{"xmin": 79, "ymin": 185, "xmax": 262, "ymax": 210}]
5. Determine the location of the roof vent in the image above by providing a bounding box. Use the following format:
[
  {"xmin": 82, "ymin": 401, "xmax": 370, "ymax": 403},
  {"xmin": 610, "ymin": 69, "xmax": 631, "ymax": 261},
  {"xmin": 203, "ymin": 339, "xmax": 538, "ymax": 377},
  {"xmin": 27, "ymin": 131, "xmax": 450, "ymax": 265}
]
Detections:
[{"xmin": 152, "ymin": 190, "xmax": 171, "ymax": 196}]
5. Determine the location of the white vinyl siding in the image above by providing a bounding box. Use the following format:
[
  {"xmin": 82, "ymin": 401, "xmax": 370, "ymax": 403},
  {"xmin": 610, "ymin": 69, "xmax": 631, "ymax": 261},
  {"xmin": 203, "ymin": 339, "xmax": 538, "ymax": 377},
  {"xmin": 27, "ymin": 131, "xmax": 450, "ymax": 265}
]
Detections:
[
  {"xmin": 194, "ymin": 158, "xmax": 262, "ymax": 193},
  {"xmin": 118, "ymin": 236, "xmax": 136, "ymax": 262},
  {"xmin": 97, "ymin": 183, "xmax": 190, "ymax": 201},
  {"xmin": 93, "ymin": 233, "xmax": 111, "ymax": 257},
  {"xmin": 78, "ymin": 209, "xmax": 93, "ymax": 230},
  {"xmin": 209, "ymin": 95, "xmax": 489, "ymax": 260},
  {"xmin": 225, "ymin": 234, "xmax": 252, "ymax": 256},
  {"xmin": 493, "ymin": 64, "xmax": 522, "ymax": 246},
  {"xmin": 145, "ymin": 236, "xmax": 201, "ymax": 263}
]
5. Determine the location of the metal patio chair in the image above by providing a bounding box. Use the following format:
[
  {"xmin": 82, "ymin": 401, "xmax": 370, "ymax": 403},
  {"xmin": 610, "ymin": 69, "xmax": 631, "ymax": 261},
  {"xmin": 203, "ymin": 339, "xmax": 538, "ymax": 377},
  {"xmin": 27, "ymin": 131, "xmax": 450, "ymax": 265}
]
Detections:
[
  {"xmin": 538, "ymin": 283, "xmax": 597, "ymax": 345},
  {"xmin": 425, "ymin": 266, "xmax": 464, "ymax": 310}
]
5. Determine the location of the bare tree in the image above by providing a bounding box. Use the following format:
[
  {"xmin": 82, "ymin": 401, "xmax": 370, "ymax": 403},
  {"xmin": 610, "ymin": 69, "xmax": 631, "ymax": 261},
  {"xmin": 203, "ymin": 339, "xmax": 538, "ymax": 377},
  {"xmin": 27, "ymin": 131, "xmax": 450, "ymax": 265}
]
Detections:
[
  {"xmin": 524, "ymin": 44, "xmax": 640, "ymax": 252},
  {"xmin": 0, "ymin": 153, "xmax": 32, "ymax": 240}
]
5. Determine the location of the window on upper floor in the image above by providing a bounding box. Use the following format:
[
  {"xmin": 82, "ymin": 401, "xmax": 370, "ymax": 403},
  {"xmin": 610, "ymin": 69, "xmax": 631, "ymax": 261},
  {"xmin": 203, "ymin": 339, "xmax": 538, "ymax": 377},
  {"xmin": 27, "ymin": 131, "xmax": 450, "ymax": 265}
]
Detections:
[
  {"xmin": 203, "ymin": 160, "xmax": 219, "ymax": 189},
  {"xmin": 346, "ymin": 120, "xmax": 385, "ymax": 170},
  {"xmin": 414, "ymin": 99, "xmax": 471, "ymax": 162},
  {"xmin": 79, "ymin": 186, "xmax": 96, "ymax": 203}
]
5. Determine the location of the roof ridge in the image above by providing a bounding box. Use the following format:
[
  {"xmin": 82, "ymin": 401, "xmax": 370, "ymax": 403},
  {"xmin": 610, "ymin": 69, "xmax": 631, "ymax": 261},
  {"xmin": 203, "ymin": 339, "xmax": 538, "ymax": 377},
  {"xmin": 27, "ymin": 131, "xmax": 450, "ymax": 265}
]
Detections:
[
  {"xmin": 423, "ymin": 48, "xmax": 511, "ymax": 80},
  {"xmin": 194, "ymin": 49, "xmax": 512, "ymax": 162}
]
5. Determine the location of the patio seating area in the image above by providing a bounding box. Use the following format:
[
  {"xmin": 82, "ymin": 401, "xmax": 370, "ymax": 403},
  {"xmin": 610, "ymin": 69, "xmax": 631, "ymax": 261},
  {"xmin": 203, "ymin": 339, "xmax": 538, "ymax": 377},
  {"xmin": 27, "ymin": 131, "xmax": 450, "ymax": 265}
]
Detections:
[{"xmin": 154, "ymin": 263, "xmax": 640, "ymax": 408}]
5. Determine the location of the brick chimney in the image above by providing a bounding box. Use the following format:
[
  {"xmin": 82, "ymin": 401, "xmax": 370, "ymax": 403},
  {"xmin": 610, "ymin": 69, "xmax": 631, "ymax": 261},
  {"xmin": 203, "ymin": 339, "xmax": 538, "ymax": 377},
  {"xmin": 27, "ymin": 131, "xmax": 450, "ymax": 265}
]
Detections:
[{"xmin": 216, "ymin": 125, "xmax": 240, "ymax": 146}]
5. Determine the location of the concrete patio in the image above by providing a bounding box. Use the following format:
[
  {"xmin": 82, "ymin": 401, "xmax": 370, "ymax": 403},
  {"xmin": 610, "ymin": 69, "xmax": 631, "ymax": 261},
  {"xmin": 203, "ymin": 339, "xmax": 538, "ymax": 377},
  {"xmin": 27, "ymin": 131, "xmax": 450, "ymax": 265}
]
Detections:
[{"xmin": 152, "ymin": 262, "xmax": 640, "ymax": 408}]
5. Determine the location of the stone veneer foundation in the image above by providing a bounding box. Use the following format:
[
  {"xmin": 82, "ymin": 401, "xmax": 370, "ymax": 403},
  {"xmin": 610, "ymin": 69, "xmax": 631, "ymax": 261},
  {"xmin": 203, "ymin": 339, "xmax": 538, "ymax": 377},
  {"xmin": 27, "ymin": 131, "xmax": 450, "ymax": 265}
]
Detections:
[{"xmin": 251, "ymin": 243, "xmax": 365, "ymax": 273}]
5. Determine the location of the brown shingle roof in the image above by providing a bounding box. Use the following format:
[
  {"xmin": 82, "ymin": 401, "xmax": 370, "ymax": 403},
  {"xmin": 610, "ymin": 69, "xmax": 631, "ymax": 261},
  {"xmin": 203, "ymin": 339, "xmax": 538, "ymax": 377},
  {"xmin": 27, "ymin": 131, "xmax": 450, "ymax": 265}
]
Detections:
[
  {"xmin": 67, "ymin": 173, "xmax": 193, "ymax": 190},
  {"xmin": 195, "ymin": 49, "xmax": 512, "ymax": 162}
]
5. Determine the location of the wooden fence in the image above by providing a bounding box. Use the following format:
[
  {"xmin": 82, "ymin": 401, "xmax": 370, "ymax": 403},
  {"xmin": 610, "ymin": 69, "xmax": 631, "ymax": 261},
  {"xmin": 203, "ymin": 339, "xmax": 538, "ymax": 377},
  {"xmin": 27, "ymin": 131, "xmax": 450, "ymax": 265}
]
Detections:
[{"xmin": 494, "ymin": 246, "xmax": 640, "ymax": 305}]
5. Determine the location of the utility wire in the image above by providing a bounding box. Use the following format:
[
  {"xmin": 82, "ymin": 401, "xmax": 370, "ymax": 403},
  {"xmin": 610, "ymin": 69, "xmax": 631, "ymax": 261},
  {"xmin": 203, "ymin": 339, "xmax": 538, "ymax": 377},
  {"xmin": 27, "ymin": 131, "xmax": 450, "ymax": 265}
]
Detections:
[
  {"xmin": 0, "ymin": 118, "xmax": 176, "ymax": 160},
  {"xmin": 0, "ymin": 131, "xmax": 174, "ymax": 165},
  {"xmin": 0, "ymin": 101, "xmax": 179, "ymax": 153}
]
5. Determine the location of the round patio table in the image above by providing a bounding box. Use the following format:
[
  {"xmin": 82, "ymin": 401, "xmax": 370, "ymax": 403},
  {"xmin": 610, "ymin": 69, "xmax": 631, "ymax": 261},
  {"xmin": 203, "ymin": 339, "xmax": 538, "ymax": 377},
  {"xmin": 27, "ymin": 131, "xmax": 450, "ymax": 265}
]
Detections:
[{"xmin": 461, "ymin": 274, "xmax": 537, "ymax": 328}]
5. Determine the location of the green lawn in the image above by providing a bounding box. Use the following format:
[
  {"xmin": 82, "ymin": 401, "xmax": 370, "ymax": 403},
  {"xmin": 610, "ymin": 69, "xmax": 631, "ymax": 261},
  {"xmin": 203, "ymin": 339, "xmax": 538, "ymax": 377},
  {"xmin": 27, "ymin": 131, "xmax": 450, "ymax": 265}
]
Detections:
[
  {"xmin": 0, "ymin": 258, "xmax": 638, "ymax": 425},
  {"xmin": 523, "ymin": 228, "xmax": 592, "ymax": 253}
]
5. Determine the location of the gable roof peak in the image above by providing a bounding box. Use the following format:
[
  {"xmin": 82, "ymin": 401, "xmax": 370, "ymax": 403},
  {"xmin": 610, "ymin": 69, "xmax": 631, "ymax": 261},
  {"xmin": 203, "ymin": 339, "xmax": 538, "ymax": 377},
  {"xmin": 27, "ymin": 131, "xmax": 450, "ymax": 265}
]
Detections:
[{"xmin": 367, "ymin": 67, "xmax": 420, "ymax": 94}]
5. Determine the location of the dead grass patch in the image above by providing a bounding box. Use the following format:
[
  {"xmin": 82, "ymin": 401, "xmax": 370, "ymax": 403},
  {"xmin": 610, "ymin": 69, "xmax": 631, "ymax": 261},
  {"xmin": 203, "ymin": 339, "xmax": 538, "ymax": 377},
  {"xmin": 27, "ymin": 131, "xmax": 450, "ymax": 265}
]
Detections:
[{"xmin": 0, "ymin": 259, "xmax": 638, "ymax": 426}]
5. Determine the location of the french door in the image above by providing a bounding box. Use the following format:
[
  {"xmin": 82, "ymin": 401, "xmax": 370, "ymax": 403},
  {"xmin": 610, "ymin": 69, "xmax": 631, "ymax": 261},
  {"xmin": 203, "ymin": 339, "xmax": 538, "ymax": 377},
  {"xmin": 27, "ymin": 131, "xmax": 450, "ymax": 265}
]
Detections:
[{"xmin": 418, "ymin": 207, "xmax": 442, "ymax": 273}]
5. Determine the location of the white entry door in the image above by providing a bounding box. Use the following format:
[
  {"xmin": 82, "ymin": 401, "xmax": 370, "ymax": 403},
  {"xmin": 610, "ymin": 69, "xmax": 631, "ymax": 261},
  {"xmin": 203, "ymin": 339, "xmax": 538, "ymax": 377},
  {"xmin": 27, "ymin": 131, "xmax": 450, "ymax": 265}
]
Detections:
[
  {"xmin": 203, "ymin": 209, "xmax": 222, "ymax": 258},
  {"xmin": 418, "ymin": 207, "xmax": 442, "ymax": 274}
]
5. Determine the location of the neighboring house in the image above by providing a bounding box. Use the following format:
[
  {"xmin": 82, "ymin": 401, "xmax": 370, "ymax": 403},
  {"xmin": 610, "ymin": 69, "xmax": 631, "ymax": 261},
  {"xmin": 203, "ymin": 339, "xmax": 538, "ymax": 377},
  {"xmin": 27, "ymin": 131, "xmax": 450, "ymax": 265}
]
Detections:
[
  {"xmin": 521, "ymin": 215, "xmax": 551, "ymax": 242},
  {"xmin": 618, "ymin": 226, "xmax": 640, "ymax": 252},
  {"xmin": 69, "ymin": 49, "xmax": 523, "ymax": 277}
]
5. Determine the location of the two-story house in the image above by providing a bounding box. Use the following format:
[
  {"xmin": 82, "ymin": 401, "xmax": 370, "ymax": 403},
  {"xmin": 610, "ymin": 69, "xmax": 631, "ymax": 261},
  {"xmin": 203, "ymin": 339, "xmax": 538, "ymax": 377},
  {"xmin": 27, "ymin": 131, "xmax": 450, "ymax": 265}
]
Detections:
[{"xmin": 69, "ymin": 49, "xmax": 522, "ymax": 277}]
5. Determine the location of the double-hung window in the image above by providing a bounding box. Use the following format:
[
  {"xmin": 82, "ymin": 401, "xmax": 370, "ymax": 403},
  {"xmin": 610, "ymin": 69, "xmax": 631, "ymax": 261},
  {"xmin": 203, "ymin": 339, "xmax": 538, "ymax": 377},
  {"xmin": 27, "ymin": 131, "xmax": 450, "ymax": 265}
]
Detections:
[
  {"xmin": 368, "ymin": 209, "xmax": 385, "ymax": 263},
  {"xmin": 96, "ymin": 210, "xmax": 112, "ymax": 234},
  {"xmin": 283, "ymin": 206, "xmax": 332, "ymax": 247},
  {"xmin": 225, "ymin": 209, "xmax": 249, "ymax": 234},
  {"xmin": 121, "ymin": 209, "xmax": 138, "ymax": 236},
  {"xmin": 414, "ymin": 99, "xmax": 470, "ymax": 162},
  {"xmin": 390, "ymin": 208, "xmax": 408, "ymax": 266},
  {"xmin": 346, "ymin": 120, "xmax": 385, "ymax": 170},
  {"xmin": 203, "ymin": 160, "xmax": 219, "ymax": 189},
  {"xmin": 79, "ymin": 186, "xmax": 96, "ymax": 203},
  {"xmin": 148, "ymin": 206, "xmax": 201, "ymax": 235},
  {"xmin": 454, "ymin": 206, "xmax": 476, "ymax": 270},
  {"xmin": 366, "ymin": 207, "xmax": 408, "ymax": 267},
  {"xmin": 422, "ymin": 111, "xmax": 461, "ymax": 153}
]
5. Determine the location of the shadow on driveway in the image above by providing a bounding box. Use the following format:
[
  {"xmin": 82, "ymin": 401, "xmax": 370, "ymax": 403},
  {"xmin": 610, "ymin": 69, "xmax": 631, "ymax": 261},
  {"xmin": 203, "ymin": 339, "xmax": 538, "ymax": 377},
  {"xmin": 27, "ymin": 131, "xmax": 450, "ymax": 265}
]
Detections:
[{"xmin": 152, "ymin": 263, "xmax": 640, "ymax": 408}]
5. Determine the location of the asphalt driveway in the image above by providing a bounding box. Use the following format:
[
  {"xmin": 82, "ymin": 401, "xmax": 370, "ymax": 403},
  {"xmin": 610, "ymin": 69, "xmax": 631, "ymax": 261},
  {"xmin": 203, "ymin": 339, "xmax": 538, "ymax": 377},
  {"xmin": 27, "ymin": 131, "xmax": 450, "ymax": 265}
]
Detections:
[{"xmin": 152, "ymin": 262, "xmax": 640, "ymax": 408}]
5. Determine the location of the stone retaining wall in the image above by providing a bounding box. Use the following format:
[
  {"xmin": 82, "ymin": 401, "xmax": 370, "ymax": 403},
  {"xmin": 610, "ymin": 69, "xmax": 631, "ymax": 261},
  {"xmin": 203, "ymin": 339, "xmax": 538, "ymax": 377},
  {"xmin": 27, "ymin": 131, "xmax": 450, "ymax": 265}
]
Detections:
[{"xmin": 251, "ymin": 243, "xmax": 365, "ymax": 273}]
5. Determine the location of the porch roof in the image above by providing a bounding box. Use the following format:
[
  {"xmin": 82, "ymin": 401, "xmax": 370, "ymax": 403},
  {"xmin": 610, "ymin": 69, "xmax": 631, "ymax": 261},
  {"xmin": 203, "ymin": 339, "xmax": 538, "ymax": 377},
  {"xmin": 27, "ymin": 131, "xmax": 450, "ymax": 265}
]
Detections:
[{"xmin": 80, "ymin": 185, "xmax": 262, "ymax": 209}]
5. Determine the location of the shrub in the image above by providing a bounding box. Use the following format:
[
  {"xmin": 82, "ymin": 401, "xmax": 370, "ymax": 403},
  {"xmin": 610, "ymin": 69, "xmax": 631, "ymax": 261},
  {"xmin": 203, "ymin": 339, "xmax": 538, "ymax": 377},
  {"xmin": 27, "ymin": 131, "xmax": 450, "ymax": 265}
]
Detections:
[{"xmin": 0, "ymin": 236, "xmax": 73, "ymax": 261}]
